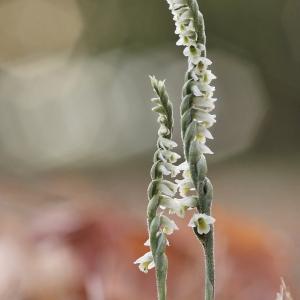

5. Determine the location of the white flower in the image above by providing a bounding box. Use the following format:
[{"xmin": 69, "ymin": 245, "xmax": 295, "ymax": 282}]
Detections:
[
  {"xmin": 167, "ymin": 0, "xmax": 187, "ymax": 8},
  {"xmin": 191, "ymin": 57, "xmax": 212, "ymax": 73},
  {"xmin": 160, "ymin": 215, "xmax": 179, "ymax": 235},
  {"xmin": 192, "ymin": 141, "xmax": 214, "ymax": 155},
  {"xmin": 191, "ymin": 84, "xmax": 204, "ymax": 97},
  {"xmin": 134, "ymin": 251, "xmax": 155, "ymax": 273},
  {"xmin": 183, "ymin": 45, "xmax": 203, "ymax": 64},
  {"xmin": 192, "ymin": 96, "xmax": 217, "ymax": 113},
  {"xmin": 193, "ymin": 111, "xmax": 216, "ymax": 128},
  {"xmin": 160, "ymin": 195, "xmax": 180, "ymax": 211},
  {"xmin": 192, "ymin": 68, "xmax": 216, "ymax": 83},
  {"xmin": 158, "ymin": 123, "xmax": 170, "ymax": 136},
  {"xmin": 158, "ymin": 137, "xmax": 177, "ymax": 150},
  {"xmin": 158, "ymin": 162, "xmax": 180, "ymax": 177},
  {"xmin": 178, "ymin": 160, "xmax": 189, "ymax": 171},
  {"xmin": 158, "ymin": 180, "xmax": 178, "ymax": 197},
  {"xmin": 188, "ymin": 213, "xmax": 215, "ymax": 235},
  {"xmin": 144, "ymin": 238, "xmax": 150, "ymax": 246},
  {"xmin": 172, "ymin": 7, "xmax": 191, "ymax": 22},
  {"xmin": 159, "ymin": 197, "xmax": 189, "ymax": 218},
  {"xmin": 178, "ymin": 161, "xmax": 193, "ymax": 179},
  {"xmin": 158, "ymin": 149, "xmax": 181, "ymax": 164},
  {"xmin": 193, "ymin": 125, "xmax": 214, "ymax": 143},
  {"xmin": 200, "ymin": 83, "xmax": 216, "ymax": 94},
  {"xmin": 176, "ymin": 178, "xmax": 195, "ymax": 197},
  {"xmin": 182, "ymin": 167, "xmax": 191, "ymax": 180},
  {"xmin": 176, "ymin": 33, "xmax": 197, "ymax": 47},
  {"xmin": 202, "ymin": 70, "xmax": 217, "ymax": 84},
  {"xmin": 181, "ymin": 196, "xmax": 198, "ymax": 208},
  {"xmin": 175, "ymin": 19, "xmax": 195, "ymax": 35},
  {"xmin": 191, "ymin": 81, "xmax": 215, "ymax": 97},
  {"xmin": 175, "ymin": 196, "xmax": 198, "ymax": 217},
  {"xmin": 144, "ymin": 237, "xmax": 170, "ymax": 247}
]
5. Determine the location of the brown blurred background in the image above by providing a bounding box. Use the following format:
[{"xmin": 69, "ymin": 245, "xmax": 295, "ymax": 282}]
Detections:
[{"xmin": 0, "ymin": 0, "xmax": 299, "ymax": 299}]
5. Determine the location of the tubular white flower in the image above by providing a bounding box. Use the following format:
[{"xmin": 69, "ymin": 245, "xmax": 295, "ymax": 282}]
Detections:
[
  {"xmin": 176, "ymin": 33, "xmax": 197, "ymax": 47},
  {"xmin": 158, "ymin": 180, "xmax": 178, "ymax": 197},
  {"xmin": 175, "ymin": 196, "xmax": 198, "ymax": 218},
  {"xmin": 134, "ymin": 251, "xmax": 155, "ymax": 273},
  {"xmin": 194, "ymin": 111, "xmax": 216, "ymax": 128},
  {"xmin": 181, "ymin": 196, "xmax": 198, "ymax": 208},
  {"xmin": 188, "ymin": 213, "xmax": 215, "ymax": 235},
  {"xmin": 159, "ymin": 194, "xmax": 179, "ymax": 207},
  {"xmin": 192, "ymin": 96, "xmax": 216, "ymax": 113},
  {"xmin": 190, "ymin": 57, "xmax": 213, "ymax": 75},
  {"xmin": 173, "ymin": 8, "xmax": 193, "ymax": 22},
  {"xmin": 183, "ymin": 45, "xmax": 203, "ymax": 64},
  {"xmin": 158, "ymin": 161, "xmax": 180, "ymax": 177},
  {"xmin": 175, "ymin": 19, "xmax": 195, "ymax": 35},
  {"xmin": 176, "ymin": 178, "xmax": 195, "ymax": 197},
  {"xmin": 159, "ymin": 196, "xmax": 194, "ymax": 218},
  {"xmin": 158, "ymin": 149, "xmax": 181, "ymax": 164},
  {"xmin": 160, "ymin": 215, "xmax": 179, "ymax": 235},
  {"xmin": 191, "ymin": 81, "xmax": 215, "ymax": 96},
  {"xmin": 158, "ymin": 137, "xmax": 178, "ymax": 150}
]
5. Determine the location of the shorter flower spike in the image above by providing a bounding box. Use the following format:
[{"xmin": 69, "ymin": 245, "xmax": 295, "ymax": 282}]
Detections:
[{"xmin": 135, "ymin": 76, "xmax": 182, "ymax": 300}]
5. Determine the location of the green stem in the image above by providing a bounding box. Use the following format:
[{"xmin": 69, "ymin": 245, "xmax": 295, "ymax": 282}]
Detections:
[
  {"xmin": 155, "ymin": 253, "xmax": 168, "ymax": 300},
  {"xmin": 193, "ymin": 227, "xmax": 215, "ymax": 300},
  {"xmin": 203, "ymin": 230, "xmax": 215, "ymax": 300}
]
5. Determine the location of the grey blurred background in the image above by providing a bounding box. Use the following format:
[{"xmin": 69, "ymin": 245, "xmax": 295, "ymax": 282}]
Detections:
[{"xmin": 0, "ymin": 0, "xmax": 299, "ymax": 298}]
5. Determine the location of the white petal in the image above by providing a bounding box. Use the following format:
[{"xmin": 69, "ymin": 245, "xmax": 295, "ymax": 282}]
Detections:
[{"xmin": 160, "ymin": 215, "xmax": 179, "ymax": 235}]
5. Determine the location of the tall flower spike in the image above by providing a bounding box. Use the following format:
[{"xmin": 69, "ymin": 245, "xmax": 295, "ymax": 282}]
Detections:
[
  {"xmin": 135, "ymin": 76, "xmax": 181, "ymax": 300},
  {"xmin": 165, "ymin": 0, "xmax": 217, "ymax": 299}
]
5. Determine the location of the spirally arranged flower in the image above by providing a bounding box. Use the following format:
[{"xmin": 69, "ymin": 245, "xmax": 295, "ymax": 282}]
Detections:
[
  {"xmin": 166, "ymin": 0, "xmax": 216, "ymax": 235},
  {"xmin": 134, "ymin": 76, "xmax": 184, "ymax": 297}
]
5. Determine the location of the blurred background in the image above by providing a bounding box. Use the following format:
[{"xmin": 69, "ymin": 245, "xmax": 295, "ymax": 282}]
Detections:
[{"xmin": 0, "ymin": 0, "xmax": 299, "ymax": 299}]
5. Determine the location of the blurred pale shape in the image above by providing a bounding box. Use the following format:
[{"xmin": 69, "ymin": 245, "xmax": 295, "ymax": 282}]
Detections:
[
  {"xmin": 0, "ymin": 53, "xmax": 117, "ymax": 170},
  {"xmin": 211, "ymin": 50, "xmax": 268, "ymax": 160},
  {"xmin": 0, "ymin": 0, "xmax": 83, "ymax": 66},
  {"xmin": 0, "ymin": 238, "xmax": 26, "ymax": 298},
  {"xmin": 23, "ymin": 241, "xmax": 81, "ymax": 299},
  {"xmin": 282, "ymin": 0, "xmax": 300, "ymax": 62},
  {"xmin": 0, "ymin": 46, "xmax": 268, "ymax": 171}
]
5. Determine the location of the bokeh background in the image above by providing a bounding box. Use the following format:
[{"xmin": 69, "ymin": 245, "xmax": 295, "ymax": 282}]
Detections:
[{"xmin": 0, "ymin": 0, "xmax": 299, "ymax": 299}]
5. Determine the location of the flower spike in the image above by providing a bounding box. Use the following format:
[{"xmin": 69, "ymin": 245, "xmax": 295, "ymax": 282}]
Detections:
[
  {"xmin": 135, "ymin": 76, "xmax": 183, "ymax": 300},
  {"xmin": 165, "ymin": 0, "xmax": 217, "ymax": 299}
]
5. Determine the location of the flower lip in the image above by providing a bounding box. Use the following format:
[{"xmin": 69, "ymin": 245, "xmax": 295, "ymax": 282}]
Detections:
[{"xmin": 134, "ymin": 251, "xmax": 155, "ymax": 273}]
